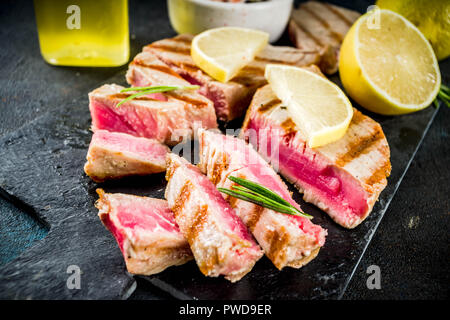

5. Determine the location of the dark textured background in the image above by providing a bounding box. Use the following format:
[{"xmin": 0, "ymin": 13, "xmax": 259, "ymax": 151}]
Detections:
[{"xmin": 0, "ymin": 0, "xmax": 448, "ymax": 300}]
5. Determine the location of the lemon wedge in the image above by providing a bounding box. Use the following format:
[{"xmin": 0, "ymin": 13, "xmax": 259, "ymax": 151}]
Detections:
[
  {"xmin": 265, "ymin": 64, "xmax": 353, "ymax": 148},
  {"xmin": 339, "ymin": 9, "xmax": 441, "ymax": 115},
  {"xmin": 191, "ymin": 27, "xmax": 269, "ymax": 83}
]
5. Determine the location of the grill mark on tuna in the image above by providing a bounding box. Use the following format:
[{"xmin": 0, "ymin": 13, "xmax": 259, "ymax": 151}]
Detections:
[
  {"xmin": 222, "ymin": 171, "xmax": 248, "ymax": 209},
  {"xmin": 254, "ymin": 57, "xmax": 282, "ymax": 64},
  {"xmin": 150, "ymin": 43, "xmax": 190, "ymax": 55},
  {"xmin": 167, "ymin": 92, "xmax": 208, "ymax": 108},
  {"xmin": 266, "ymin": 229, "xmax": 288, "ymax": 269},
  {"xmin": 335, "ymin": 130, "xmax": 382, "ymax": 167},
  {"xmin": 226, "ymin": 178, "xmax": 241, "ymax": 210},
  {"xmin": 227, "ymin": 193, "xmax": 238, "ymax": 209},
  {"xmin": 198, "ymin": 247, "xmax": 219, "ymax": 275},
  {"xmin": 132, "ymin": 60, "xmax": 185, "ymax": 79},
  {"xmin": 180, "ymin": 62, "xmax": 202, "ymax": 73},
  {"xmin": 172, "ymin": 181, "xmax": 192, "ymax": 219},
  {"xmin": 210, "ymin": 153, "xmax": 228, "ymax": 185},
  {"xmin": 281, "ymin": 118, "xmax": 297, "ymax": 134},
  {"xmin": 247, "ymin": 205, "xmax": 264, "ymax": 233},
  {"xmin": 292, "ymin": 19, "xmax": 323, "ymax": 47},
  {"xmin": 258, "ymin": 98, "xmax": 282, "ymax": 112},
  {"xmin": 187, "ymin": 204, "xmax": 208, "ymax": 248},
  {"xmin": 350, "ymin": 109, "xmax": 366, "ymax": 126},
  {"xmin": 241, "ymin": 65, "xmax": 265, "ymax": 76},
  {"xmin": 254, "ymin": 55, "xmax": 301, "ymax": 65},
  {"xmin": 186, "ymin": 204, "xmax": 220, "ymax": 276},
  {"xmin": 323, "ymin": 3, "xmax": 353, "ymax": 27},
  {"xmin": 254, "ymin": 51, "xmax": 316, "ymax": 65},
  {"xmin": 301, "ymin": 5, "xmax": 343, "ymax": 43},
  {"xmin": 365, "ymin": 160, "xmax": 391, "ymax": 187},
  {"xmin": 231, "ymin": 75, "xmax": 266, "ymax": 87},
  {"xmin": 170, "ymin": 36, "xmax": 193, "ymax": 44},
  {"xmin": 165, "ymin": 161, "xmax": 179, "ymax": 181},
  {"xmin": 108, "ymin": 93, "xmax": 162, "ymax": 101}
]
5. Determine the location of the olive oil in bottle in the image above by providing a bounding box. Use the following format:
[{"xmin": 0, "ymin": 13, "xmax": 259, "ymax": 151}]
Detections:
[{"xmin": 34, "ymin": 0, "xmax": 129, "ymax": 67}]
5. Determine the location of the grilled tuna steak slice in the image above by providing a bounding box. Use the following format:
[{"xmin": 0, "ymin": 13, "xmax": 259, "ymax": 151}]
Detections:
[
  {"xmin": 89, "ymin": 83, "xmax": 217, "ymax": 146},
  {"xmin": 96, "ymin": 189, "xmax": 193, "ymax": 275},
  {"xmin": 241, "ymin": 85, "xmax": 391, "ymax": 228},
  {"xmin": 198, "ymin": 129, "xmax": 326, "ymax": 269},
  {"xmin": 165, "ymin": 153, "xmax": 263, "ymax": 282},
  {"xmin": 289, "ymin": 1, "xmax": 361, "ymax": 74},
  {"xmin": 84, "ymin": 130, "xmax": 169, "ymax": 182},
  {"xmin": 144, "ymin": 34, "xmax": 327, "ymax": 121},
  {"xmin": 127, "ymin": 50, "xmax": 197, "ymax": 89}
]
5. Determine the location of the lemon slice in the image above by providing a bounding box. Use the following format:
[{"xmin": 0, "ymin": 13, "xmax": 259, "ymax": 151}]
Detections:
[
  {"xmin": 265, "ymin": 64, "xmax": 353, "ymax": 148},
  {"xmin": 191, "ymin": 27, "xmax": 269, "ymax": 83},
  {"xmin": 339, "ymin": 9, "xmax": 441, "ymax": 115}
]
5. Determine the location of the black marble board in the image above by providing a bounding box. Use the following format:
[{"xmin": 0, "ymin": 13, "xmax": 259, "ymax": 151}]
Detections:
[{"xmin": 0, "ymin": 64, "xmax": 440, "ymax": 299}]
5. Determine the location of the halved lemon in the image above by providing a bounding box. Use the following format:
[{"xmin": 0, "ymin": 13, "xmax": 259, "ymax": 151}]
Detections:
[
  {"xmin": 339, "ymin": 9, "xmax": 441, "ymax": 115},
  {"xmin": 191, "ymin": 27, "xmax": 269, "ymax": 83},
  {"xmin": 376, "ymin": 0, "xmax": 450, "ymax": 61},
  {"xmin": 265, "ymin": 64, "xmax": 353, "ymax": 148}
]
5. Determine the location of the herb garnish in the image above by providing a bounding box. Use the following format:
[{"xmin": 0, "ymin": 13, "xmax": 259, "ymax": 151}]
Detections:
[
  {"xmin": 434, "ymin": 84, "xmax": 450, "ymax": 108},
  {"xmin": 116, "ymin": 85, "xmax": 200, "ymax": 108},
  {"xmin": 218, "ymin": 176, "xmax": 313, "ymax": 219}
]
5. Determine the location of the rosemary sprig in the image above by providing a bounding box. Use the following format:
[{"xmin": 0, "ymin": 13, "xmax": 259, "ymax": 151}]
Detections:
[
  {"xmin": 218, "ymin": 176, "xmax": 313, "ymax": 219},
  {"xmin": 231, "ymin": 186, "xmax": 304, "ymax": 215},
  {"xmin": 434, "ymin": 84, "xmax": 450, "ymax": 108},
  {"xmin": 116, "ymin": 85, "xmax": 200, "ymax": 108},
  {"xmin": 228, "ymin": 176, "xmax": 293, "ymax": 207}
]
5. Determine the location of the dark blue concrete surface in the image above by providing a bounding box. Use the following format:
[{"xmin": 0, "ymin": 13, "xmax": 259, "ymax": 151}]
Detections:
[
  {"xmin": 0, "ymin": 0, "xmax": 448, "ymax": 299},
  {"xmin": 0, "ymin": 197, "xmax": 48, "ymax": 266}
]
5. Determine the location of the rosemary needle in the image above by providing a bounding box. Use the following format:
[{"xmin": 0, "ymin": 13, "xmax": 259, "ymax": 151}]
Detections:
[
  {"xmin": 115, "ymin": 85, "xmax": 200, "ymax": 108},
  {"xmin": 219, "ymin": 176, "xmax": 313, "ymax": 219},
  {"xmin": 434, "ymin": 84, "xmax": 450, "ymax": 108}
]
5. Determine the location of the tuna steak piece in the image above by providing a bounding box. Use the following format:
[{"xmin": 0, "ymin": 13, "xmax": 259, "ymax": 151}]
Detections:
[
  {"xmin": 144, "ymin": 34, "xmax": 328, "ymax": 121},
  {"xmin": 96, "ymin": 189, "xmax": 193, "ymax": 275},
  {"xmin": 126, "ymin": 50, "xmax": 198, "ymax": 91},
  {"xmin": 289, "ymin": 1, "xmax": 361, "ymax": 74},
  {"xmin": 241, "ymin": 84, "xmax": 391, "ymax": 228},
  {"xmin": 198, "ymin": 129, "xmax": 326, "ymax": 270},
  {"xmin": 84, "ymin": 130, "xmax": 169, "ymax": 182},
  {"xmin": 89, "ymin": 83, "xmax": 217, "ymax": 146},
  {"xmin": 165, "ymin": 153, "xmax": 263, "ymax": 282}
]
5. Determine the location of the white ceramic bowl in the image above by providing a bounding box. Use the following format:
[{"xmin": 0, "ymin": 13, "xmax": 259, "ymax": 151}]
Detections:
[{"xmin": 167, "ymin": 0, "xmax": 294, "ymax": 43}]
